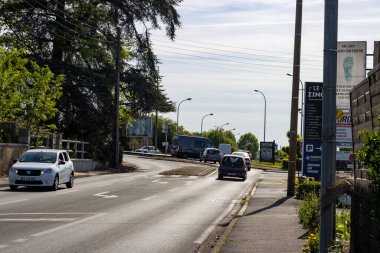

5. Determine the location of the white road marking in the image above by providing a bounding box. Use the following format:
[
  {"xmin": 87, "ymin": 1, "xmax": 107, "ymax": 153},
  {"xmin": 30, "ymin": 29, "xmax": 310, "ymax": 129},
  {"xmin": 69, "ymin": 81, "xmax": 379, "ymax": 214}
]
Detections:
[
  {"xmin": 188, "ymin": 176, "xmax": 199, "ymax": 179},
  {"xmin": 168, "ymin": 188, "xmax": 179, "ymax": 192},
  {"xmin": 170, "ymin": 175, "xmax": 181, "ymax": 178},
  {"xmin": 13, "ymin": 239, "xmax": 27, "ymax": 243},
  {"xmin": 157, "ymin": 181, "xmax": 169, "ymax": 184},
  {"xmin": 206, "ymin": 170, "xmax": 217, "ymax": 177},
  {"xmin": 93, "ymin": 191, "xmax": 118, "ymax": 199},
  {"xmin": 57, "ymin": 190, "xmax": 78, "ymax": 195},
  {"xmin": 0, "ymin": 218, "xmax": 77, "ymax": 222},
  {"xmin": 0, "ymin": 199, "xmax": 28, "ymax": 205},
  {"xmin": 194, "ymin": 201, "xmax": 236, "ymax": 244},
  {"xmin": 99, "ymin": 183, "xmax": 111, "ymax": 187},
  {"xmin": 142, "ymin": 195, "xmax": 158, "ymax": 201},
  {"xmin": 0, "ymin": 213, "xmax": 97, "ymax": 215},
  {"xmin": 151, "ymin": 179, "xmax": 159, "ymax": 183},
  {"xmin": 123, "ymin": 179, "xmax": 135, "ymax": 182},
  {"xmin": 0, "ymin": 245, "xmax": 9, "ymax": 249},
  {"xmin": 31, "ymin": 213, "xmax": 106, "ymax": 237}
]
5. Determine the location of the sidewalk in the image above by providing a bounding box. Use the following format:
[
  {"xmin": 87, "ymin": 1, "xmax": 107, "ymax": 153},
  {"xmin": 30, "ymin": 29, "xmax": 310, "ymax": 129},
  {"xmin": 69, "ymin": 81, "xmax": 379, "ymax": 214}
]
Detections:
[{"xmin": 219, "ymin": 171, "xmax": 307, "ymax": 253}]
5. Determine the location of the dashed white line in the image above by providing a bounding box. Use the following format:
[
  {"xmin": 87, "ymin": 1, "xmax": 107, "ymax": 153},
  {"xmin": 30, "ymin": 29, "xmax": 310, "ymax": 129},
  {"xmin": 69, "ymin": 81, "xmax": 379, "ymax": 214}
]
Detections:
[
  {"xmin": 168, "ymin": 188, "xmax": 179, "ymax": 192},
  {"xmin": 99, "ymin": 183, "xmax": 111, "ymax": 187},
  {"xmin": 31, "ymin": 213, "xmax": 106, "ymax": 237},
  {"xmin": 13, "ymin": 239, "xmax": 27, "ymax": 243},
  {"xmin": 0, "ymin": 245, "xmax": 9, "ymax": 249},
  {"xmin": 151, "ymin": 179, "xmax": 159, "ymax": 183},
  {"xmin": 123, "ymin": 179, "xmax": 135, "ymax": 182},
  {"xmin": 0, "ymin": 218, "xmax": 77, "ymax": 222},
  {"xmin": 142, "ymin": 195, "xmax": 158, "ymax": 201},
  {"xmin": 170, "ymin": 175, "xmax": 181, "ymax": 178},
  {"xmin": 0, "ymin": 199, "xmax": 28, "ymax": 205},
  {"xmin": 57, "ymin": 190, "xmax": 78, "ymax": 195}
]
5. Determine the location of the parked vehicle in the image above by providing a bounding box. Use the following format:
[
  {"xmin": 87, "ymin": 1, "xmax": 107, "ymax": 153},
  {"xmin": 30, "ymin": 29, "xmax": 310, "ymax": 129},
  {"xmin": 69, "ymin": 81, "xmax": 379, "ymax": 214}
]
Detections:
[
  {"xmin": 218, "ymin": 154, "xmax": 247, "ymax": 181},
  {"xmin": 232, "ymin": 151, "xmax": 251, "ymax": 171},
  {"xmin": 171, "ymin": 135, "xmax": 212, "ymax": 158},
  {"xmin": 200, "ymin": 148, "xmax": 222, "ymax": 163},
  {"xmin": 135, "ymin": 146, "xmax": 159, "ymax": 154},
  {"xmin": 8, "ymin": 149, "xmax": 75, "ymax": 191},
  {"xmin": 218, "ymin": 143, "xmax": 232, "ymax": 156}
]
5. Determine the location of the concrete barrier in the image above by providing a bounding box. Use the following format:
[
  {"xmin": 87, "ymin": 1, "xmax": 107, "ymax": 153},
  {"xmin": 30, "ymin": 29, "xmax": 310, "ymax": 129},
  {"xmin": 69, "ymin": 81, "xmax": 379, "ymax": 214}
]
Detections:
[{"xmin": 72, "ymin": 159, "xmax": 97, "ymax": 172}]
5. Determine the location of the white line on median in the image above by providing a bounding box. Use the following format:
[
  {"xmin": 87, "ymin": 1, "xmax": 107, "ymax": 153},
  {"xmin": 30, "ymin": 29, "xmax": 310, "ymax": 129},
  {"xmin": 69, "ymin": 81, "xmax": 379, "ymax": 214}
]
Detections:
[
  {"xmin": 57, "ymin": 190, "xmax": 78, "ymax": 195},
  {"xmin": 142, "ymin": 195, "xmax": 158, "ymax": 201},
  {"xmin": 31, "ymin": 213, "xmax": 106, "ymax": 237},
  {"xmin": 0, "ymin": 199, "xmax": 28, "ymax": 205}
]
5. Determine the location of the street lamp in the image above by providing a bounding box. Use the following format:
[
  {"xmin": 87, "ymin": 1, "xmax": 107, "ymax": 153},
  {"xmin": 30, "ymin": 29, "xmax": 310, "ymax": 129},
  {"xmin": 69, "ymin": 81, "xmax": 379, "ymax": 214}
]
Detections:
[
  {"xmin": 287, "ymin": 73, "xmax": 304, "ymax": 138},
  {"xmin": 201, "ymin": 113, "xmax": 213, "ymax": 135},
  {"xmin": 218, "ymin": 123, "xmax": 230, "ymax": 144},
  {"xmin": 254, "ymin": 90, "xmax": 267, "ymax": 142},
  {"xmin": 176, "ymin": 98, "xmax": 191, "ymax": 135}
]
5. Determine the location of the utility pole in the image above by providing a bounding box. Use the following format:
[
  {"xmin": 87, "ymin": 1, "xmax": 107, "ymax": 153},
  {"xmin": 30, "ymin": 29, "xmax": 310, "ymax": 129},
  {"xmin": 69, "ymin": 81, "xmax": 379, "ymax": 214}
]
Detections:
[
  {"xmin": 287, "ymin": 0, "xmax": 303, "ymax": 197},
  {"xmin": 155, "ymin": 67, "xmax": 159, "ymax": 149},
  {"xmin": 319, "ymin": 1, "xmax": 338, "ymax": 252}
]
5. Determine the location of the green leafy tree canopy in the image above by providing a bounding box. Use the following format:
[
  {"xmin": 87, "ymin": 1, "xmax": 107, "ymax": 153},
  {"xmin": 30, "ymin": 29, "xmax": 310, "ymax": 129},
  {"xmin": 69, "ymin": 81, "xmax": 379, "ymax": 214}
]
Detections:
[{"xmin": 237, "ymin": 133, "xmax": 259, "ymax": 159}]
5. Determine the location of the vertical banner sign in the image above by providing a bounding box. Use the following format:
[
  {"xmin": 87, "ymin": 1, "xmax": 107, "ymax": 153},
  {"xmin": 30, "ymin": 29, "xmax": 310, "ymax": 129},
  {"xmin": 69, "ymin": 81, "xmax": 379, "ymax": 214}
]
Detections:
[
  {"xmin": 259, "ymin": 141, "xmax": 275, "ymax": 163},
  {"xmin": 302, "ymin": 82, "xmax": 323, "ymax": 180},
  {"xmin": 336, "ymin": 110, "xmax": 352, "ymax": 148},
  {"xmin": 336, "ymin": 41, "xmax": 367, "ymax": 109}
]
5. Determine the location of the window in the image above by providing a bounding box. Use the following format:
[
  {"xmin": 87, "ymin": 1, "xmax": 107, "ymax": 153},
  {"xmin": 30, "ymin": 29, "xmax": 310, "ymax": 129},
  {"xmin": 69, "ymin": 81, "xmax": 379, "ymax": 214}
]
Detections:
[
  {"xmin": 59, "ymin": 153, "xmax": 64, "ymax": 162},
  {"xmin": 63, "ymin": 152, "xmax": 69, "ymax": 161}
]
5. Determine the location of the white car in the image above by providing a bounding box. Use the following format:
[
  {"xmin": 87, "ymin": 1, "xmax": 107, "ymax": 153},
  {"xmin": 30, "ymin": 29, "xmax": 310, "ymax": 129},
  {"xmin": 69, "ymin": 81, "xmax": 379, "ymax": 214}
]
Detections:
[
  {"xmin": 232, "ymin": 151, "xmax": 252, "ymax": 171},
  {"xmin": 135, "ymin": 146, "xmax": 159, "ymax": 154},
  {"xmin": 8, "ymin": 149, "xmax": 75, "ymax": 191}
]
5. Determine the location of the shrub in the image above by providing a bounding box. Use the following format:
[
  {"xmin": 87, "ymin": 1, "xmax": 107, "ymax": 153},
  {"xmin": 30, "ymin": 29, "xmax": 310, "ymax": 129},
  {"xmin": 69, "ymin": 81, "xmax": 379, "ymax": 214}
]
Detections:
[
  {"xmin": 328, "ymin": 209, "xmax": 351, "ymax": 253},
  {"xmin": 298, "ymin": 192, "xmax": 320, "ymax": 231},
  {"xmin": 282, "ymin": 158, "xmax": 288, "ymax": 169},
  {"xmin": 296, "ymin": 178, "xmax": 320, "ymax": 199},
  {"xmin": 303, "ymin": 229, "xmax": 319, "ymax": 253}
]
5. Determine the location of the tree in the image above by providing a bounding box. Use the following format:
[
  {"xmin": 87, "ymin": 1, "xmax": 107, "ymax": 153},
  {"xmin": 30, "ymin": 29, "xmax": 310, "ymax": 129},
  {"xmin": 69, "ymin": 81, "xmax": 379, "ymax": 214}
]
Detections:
[
  {"xmin": 204, "ymin": 128, "xmax": 238, "ymax": 151},
  {"xmin": 237, "ymin": 133, "xmax": 259, "ymax": 159},
  {"xmin": 0, "ymin": 48, "xmax": 63, "ymax": 134},
  {"xmin": 0, "ymin": 0, "xmax": 182, "ymax": 160}
]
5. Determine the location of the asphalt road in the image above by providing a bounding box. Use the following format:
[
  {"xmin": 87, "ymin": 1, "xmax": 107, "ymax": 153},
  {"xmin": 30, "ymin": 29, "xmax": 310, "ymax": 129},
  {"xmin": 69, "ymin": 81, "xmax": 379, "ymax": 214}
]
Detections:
[{"xmin": 0, "ymin": 155, "xmax": 261, "ymax": 253}]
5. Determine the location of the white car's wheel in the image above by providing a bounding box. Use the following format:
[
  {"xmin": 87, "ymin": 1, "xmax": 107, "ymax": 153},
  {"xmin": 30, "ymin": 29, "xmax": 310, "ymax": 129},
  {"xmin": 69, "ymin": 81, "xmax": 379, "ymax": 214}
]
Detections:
[
  {"xmin": 51, "ymin": 175, "xmax": 59, "ymax": 191},
  {"xmin": 66, "ymin": 173, "xmax": 74, "ymax": 188}
]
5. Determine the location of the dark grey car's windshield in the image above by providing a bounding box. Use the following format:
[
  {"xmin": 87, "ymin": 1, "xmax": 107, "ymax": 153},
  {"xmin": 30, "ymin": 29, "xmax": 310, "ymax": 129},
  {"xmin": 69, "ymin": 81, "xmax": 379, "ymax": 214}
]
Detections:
[{"xmin": 19, "ymin": 152, "xmax": 57, "ymax": 163}]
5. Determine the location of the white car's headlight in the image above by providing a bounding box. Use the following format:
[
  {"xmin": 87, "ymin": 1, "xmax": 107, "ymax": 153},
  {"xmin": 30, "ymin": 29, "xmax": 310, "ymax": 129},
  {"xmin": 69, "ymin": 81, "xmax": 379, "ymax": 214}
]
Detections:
[
  {"xmin": 10, "ymin": 167, "xmax": 18, "ymax": 174},
  {"xmin": 41, "ymin": 169, "xmax": 52, "ymax": 175}
]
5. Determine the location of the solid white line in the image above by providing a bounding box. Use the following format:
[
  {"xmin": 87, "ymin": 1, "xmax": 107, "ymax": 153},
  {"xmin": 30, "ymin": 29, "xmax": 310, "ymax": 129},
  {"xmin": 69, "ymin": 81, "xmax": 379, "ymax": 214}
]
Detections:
[
  {"xmin": 13, "ymin": 239, "xmax": 27, "ymax": 243},
  {"xmin": 31, "ymin": 213, "xmax": 106, "ymax": 237},
  {"xmin": 0, "ymin": 213, "xmax": 98, "ymax": 215},
  {"xmin": 157, "ymin": 181, "xmax": 169, "ymax": 184},
  {"xmin": 188, "ymin": 176, "xmax": 199, "ymax": 179},
  {"xmin": 142, "ymin": 195, "xmax": 158, "ymax": 201},
  {"xmin": 194, "ymin": 201, "xmax": 236, "ymax": 244},
  {"xmin": 0, "ymin": 245, "xmax": 9, "ymax": 249},
  {"xmin": 0, "ymin": 218, "xmax": 77, "ymax": 222},
  {"xmin": 0, "ymin": 199, "xmax": 28, "ymax": 205},
  {"xmin": 170, "ymin": 175, "xmax": 181, "ymax": 178},
  {"xmin": 168, "ymin": 188, "xmax": 179, "ymax": 192},
  {"xmin": 57, "ymin": 190, "xmax": 78, "ymax": 195}
]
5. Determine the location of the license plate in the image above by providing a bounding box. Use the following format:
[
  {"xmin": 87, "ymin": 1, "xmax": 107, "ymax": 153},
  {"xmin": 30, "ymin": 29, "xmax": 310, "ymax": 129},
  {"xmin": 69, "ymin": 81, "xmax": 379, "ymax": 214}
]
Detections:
[
  {"xmin": 227, "ymin": 173, "xmax": 236, "ymax": 176},
  {"xmin": 20, "ymin": 177, "xmax": 36, "ymax": 181}
]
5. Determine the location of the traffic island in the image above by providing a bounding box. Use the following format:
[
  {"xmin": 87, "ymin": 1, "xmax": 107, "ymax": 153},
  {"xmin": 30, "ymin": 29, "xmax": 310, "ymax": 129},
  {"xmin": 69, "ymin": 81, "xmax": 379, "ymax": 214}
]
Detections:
[{"xmin": 159, "ymin": 165, "xmax": 216, "ymax": 177}]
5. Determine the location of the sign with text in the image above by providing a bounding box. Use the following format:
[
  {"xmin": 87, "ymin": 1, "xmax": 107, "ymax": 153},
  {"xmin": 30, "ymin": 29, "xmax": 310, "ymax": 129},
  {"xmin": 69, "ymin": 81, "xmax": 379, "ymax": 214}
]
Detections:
[
  {"xmin": 336, "ymin": 110, "xmax": 352, "ymax": 148},
  {"xmin": 302, "ymin": 140, "xmax": 322, "ymax": 181},
  {"xmin": 126, "ymin": 117, "xmax": 153, "ymax": 137},
  {"xmin": 337, "ymin": 41, "xmax": 367, "ymax": 109},
  {"xmin": 259, "ymin": 141, "xmax": 275, "ymax": 163}
]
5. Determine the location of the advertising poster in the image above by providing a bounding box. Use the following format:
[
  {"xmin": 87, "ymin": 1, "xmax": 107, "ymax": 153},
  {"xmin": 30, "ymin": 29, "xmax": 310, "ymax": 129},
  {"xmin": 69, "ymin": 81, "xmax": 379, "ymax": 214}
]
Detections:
[
  {"xmin": 126, "ymin": 117, "xmax": 153, "ymax": 137},
  {"xmin": 302, "ymin": 82, "xmax": 323, "ymax": 180},
  {"xmin": 336, "ymin": 110, "xmax": 352, "ymax": 148},
  {"xmin": 259, "ymin": 141, "xmax": 275, "ymax": 163},
  {"xmin": 336, "ymin": 41, "xmax": 367, "ymax": 109}
]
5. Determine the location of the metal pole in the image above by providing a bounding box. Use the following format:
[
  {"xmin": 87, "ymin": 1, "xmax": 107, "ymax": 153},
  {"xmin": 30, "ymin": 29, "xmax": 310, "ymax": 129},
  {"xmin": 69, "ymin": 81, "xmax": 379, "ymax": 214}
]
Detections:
[
  {"xmin": 254, "ymin": 90, "xmax": 266, "ymax": 142},
  {"xmin": 155, "ymin": 67, "xmax": 159, "ymax": 149},
  {"xmin": 201, "ymin": 113, "xmax": 213, "ymax": 136},
  {"xmin": 319, "ymin": 0, "xmax": 338, "ymax": 252},
  {"xmin": 287, "ymin": 0, "xmax": 302, "ymax": 197},
  {"xmin": 176, "ymin": 98, "xmax": 191, "ymax": 136}
]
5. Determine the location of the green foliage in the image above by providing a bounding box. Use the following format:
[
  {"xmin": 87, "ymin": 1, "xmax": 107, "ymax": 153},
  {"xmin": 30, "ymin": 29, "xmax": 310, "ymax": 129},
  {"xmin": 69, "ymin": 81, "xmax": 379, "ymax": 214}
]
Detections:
[
  {"xmin": 298, "ymin": 192, "xmax": 320, "ymax": 231},
  {"xmin": 237, "ymin": 133, "xmax": 259, "ymax": 158},
  {"xmin": 303, "ymin": 229, "xmax": 319, "ymax": 253},
  {"xmin": 0, "ymin": 48, "xmax": 63, "ymax": 134},
  {"xmin": 296, "ymin": 178, "xmax": 320, "ymax": 199},
  {"xmin": 328, "ymin": 209, "xmax": 351, "ymax": 253},
  {"xmin": 282, "ymin": 158, "xmax": 288, "ymax": 169},
  {"xmin": 203, "ymin": 128, "xmax": 238, "ymax": 150}
]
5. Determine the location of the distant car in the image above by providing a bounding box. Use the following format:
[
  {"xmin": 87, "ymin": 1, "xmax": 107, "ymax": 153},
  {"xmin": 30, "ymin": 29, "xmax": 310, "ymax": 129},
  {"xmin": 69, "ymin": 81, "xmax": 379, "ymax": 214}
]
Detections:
[
  {"xmin": 200, "ymin": 148, "xmax": 222, "ymax": 163},
  {"xmin": 135, "ymin": 146, "xmax": 159, "ymax": 154},
  {"xmin": 232, "ymin": 151, "xmax": 251, "ymax": 171},
  {"xmin": 218, "ymin": 154, "xmax": 247, "ymax": 181},
  {"xmin": 237, "ymin": 150, "xmax": 252, "ymax": 159},
  {"xmin": 8, "ymin": 149, "xmax": 74, "ymax": 191}
]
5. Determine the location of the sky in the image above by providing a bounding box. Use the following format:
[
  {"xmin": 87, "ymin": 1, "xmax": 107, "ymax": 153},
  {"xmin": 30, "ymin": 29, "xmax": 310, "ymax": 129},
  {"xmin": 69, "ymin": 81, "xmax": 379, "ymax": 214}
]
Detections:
[{"xmin": 150, "ymin": 0, "xmax": 380, "ymax": 147}]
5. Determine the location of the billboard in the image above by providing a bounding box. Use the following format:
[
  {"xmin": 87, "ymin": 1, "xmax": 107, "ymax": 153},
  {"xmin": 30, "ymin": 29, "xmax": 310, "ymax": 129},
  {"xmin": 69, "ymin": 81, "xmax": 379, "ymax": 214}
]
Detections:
[
  {"xmin": 126, "ymin": 117, "xmax": 153, "ymax": 137},
  {"xmin": 336, "ymin": 110, "xmax": 352, "ymax": 148},
  {"xmin": 336, "ymin": 41, "xmax": 367, "ymax": 109},
  {"xmin": 259, "ymin": 141, "xmax": 275, "ymax": 163},
  {"xmin": 302, "ymin": 82, "xmax": 323, "ymax": 180}
]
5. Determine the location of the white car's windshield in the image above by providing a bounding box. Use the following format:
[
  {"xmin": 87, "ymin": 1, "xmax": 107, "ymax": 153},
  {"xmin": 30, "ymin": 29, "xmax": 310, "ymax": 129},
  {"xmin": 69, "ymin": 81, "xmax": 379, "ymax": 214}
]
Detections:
[{"xmin": 19, "ymin": 152, "xmax": 57, "ymax": 163}]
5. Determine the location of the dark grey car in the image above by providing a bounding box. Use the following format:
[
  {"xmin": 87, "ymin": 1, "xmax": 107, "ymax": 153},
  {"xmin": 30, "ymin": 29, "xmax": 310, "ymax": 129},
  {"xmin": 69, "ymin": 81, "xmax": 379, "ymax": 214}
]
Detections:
[{"xmin": 200, "ymin": 148, "xmax": 222, "ymax": 163}]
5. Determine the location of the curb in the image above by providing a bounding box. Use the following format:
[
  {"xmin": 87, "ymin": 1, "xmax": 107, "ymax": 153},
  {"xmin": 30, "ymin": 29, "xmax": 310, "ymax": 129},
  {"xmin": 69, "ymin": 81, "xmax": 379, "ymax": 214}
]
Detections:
[{"xmin": 210, "ymin": 177, "xmax": 261, "ymax": 253}]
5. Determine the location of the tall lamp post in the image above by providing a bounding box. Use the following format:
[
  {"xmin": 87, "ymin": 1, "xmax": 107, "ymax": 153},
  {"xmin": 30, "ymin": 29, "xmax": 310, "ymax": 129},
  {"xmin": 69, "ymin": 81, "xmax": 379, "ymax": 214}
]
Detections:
[
  {"xmin": 176, "ymin": 98, "xmax": 191, "ymax": 135},
  {"xmin": 218, "ymin": 123, "xmax": 230, "ymax": 145},
  {"xmin": 201, "ymin": 113, "xmax": 213, "ymax": 135},
  {"xmin": 287, "ymin": 73, "xmax": 304, "ymax": 138},
  {"xmin": 254, "ymin": 90, "xmax": 267, "ymax": 142}
]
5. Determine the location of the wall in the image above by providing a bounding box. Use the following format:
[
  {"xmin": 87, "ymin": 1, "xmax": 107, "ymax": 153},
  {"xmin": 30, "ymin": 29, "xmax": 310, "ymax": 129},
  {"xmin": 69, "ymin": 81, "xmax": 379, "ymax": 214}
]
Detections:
[{"xmin": 0, "ymin": 144, "xmax": 28, "ymax": 175}]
